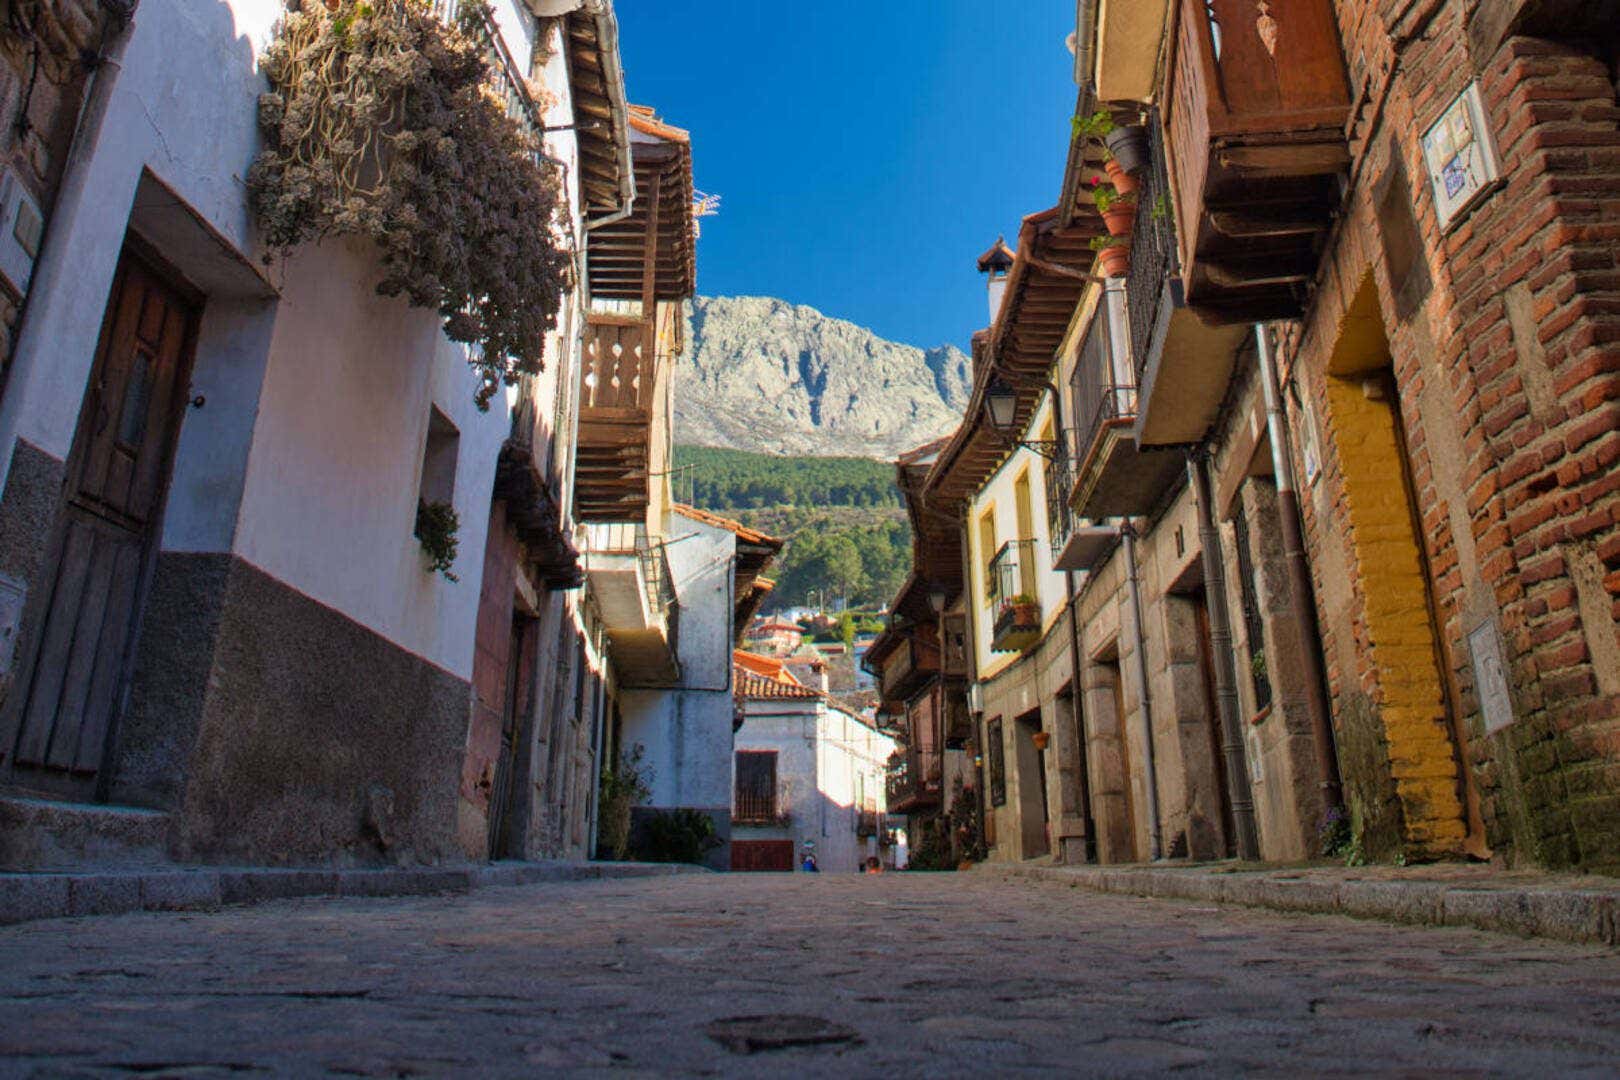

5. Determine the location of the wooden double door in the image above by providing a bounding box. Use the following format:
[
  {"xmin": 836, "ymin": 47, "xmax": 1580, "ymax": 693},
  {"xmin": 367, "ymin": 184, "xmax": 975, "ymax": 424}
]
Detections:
[{"xmin": 2, "ymin": 250, "xmax": 199, "ymax": 798}]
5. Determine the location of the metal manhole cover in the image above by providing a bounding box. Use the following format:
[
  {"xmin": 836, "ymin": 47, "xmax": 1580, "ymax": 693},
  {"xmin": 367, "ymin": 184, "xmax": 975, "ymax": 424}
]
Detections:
[{"xmin": 704, "ymin": 1015, "xmax": 862, "ymax": 1054}]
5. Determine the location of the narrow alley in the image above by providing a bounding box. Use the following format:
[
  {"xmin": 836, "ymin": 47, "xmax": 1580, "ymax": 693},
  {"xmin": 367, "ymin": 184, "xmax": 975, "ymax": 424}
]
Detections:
[{"xmin": 4, "ymin": 874, "xmax": 1620, "ymax": 1076}]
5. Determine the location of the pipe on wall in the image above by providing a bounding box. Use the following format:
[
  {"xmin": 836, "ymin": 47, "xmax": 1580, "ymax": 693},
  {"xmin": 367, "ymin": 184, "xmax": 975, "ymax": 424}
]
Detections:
[
  {"xmin": 1188, "ymin": 453, "xmax": 1261, "ymax": 860},
  {"xmin": 1254, "ymin": 324, "xmax": 1344, "ymax": 817},
  {"xmin": 1121, "ymin": 523, "xmax": 1163, "ymax": 861}
]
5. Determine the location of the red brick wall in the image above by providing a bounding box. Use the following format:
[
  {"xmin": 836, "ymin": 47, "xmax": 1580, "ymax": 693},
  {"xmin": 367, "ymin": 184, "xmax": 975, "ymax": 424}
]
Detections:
[{"xmin": 1279, "ymin": 2, "xmax": 1620, "ymax": 870}]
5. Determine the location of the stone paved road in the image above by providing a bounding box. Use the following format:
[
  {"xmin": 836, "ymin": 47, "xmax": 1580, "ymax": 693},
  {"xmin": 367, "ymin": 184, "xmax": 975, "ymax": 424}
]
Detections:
[{"xmin": 3, "ymin": 872, "xmax": 1620, "ymax": 1077}]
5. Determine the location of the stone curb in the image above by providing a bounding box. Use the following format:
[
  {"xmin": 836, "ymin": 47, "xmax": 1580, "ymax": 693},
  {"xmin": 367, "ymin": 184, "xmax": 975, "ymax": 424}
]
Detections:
[
  {"xmin": 989, "ymin": 863, "xmax": 1620, "ymax": 948},
  {"xmin": 0, "ymin": 860, "xmax": 702, "ymax": 928}
]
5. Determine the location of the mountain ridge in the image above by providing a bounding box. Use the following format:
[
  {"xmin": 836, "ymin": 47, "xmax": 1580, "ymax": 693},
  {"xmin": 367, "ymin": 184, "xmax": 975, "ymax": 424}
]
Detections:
[{"xmin": 673, "ymin": 295, "xmax": 969, "ymax": 460}]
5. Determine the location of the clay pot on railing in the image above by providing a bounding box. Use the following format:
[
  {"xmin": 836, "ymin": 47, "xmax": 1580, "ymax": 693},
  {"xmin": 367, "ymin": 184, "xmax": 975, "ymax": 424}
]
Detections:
[
  {"xmin": 1104, "ymin": 157, "xmax": 1139, "ymax": 197},
  {"xmin": 1105, "ymin": 124, "xmax": 1150, "ymax": 175},
  {"xmin": 1102, "ymin": 203, "xmax": 1137, "ymax": 238},
  {"xmin": 1094, "ymin": 239, "xmax": 1130, "ymax": 278}
]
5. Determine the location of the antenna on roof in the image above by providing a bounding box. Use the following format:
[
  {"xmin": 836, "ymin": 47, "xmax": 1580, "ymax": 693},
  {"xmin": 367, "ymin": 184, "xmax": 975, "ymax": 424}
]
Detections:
[{"xmin": 692, "ymin": 190, "xmax": 721, "ymax": 238}]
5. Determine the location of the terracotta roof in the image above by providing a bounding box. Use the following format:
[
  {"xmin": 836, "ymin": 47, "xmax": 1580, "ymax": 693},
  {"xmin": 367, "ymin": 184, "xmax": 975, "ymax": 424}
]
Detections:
[
  {"xmin": 674, "ymin": 504, "xmax": 784, "ymax": 550},
  {"xmin": 976, "ymin": 236, "xmax": 1016, "ymax": 273},
  {"xmin": 734, "ymin": 650, "xmax": 823, "ymax": 701},
  {"xmin": 628, "ymin": 104, "xmax": 690, "ymax": 144},
  {"xmin": 898, "ymin": 436, "xmax": 952, "ymax": 466}
]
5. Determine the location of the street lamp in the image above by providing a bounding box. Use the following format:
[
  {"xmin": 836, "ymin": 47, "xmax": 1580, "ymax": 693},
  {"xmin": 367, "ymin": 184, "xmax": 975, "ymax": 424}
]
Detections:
[{"xmin": 985, "ymin": 374, "xmax": 1019, "ymax": 435}]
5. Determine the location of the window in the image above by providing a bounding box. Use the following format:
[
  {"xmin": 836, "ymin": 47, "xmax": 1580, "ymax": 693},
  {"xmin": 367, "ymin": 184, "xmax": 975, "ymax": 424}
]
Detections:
[
  {"xmin": 978, "ymin": 510, "xmax": 997, "ymax": 604},
  {"xmin": 418, "ymin": 406, "xmax": 459, "ymax": 508},
  {"xmin": 734, "ymin": 750, "xmax": 777, "ymax": 823},
  {"xmin": 1230, "ymin": 501, "xmax": 1273, "ymax": 714},
  {"xmin": 987, "ymin": 717, "xmax": 1006, "ymax": 807}
]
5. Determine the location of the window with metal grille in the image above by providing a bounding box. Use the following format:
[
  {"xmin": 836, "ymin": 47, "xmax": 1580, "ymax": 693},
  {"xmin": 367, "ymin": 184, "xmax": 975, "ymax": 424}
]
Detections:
[
  {"xmin": 987, "ymin": 717, "xmax": 1007, "ymax": 807},
  {"xmin": 734, "ymin": 751, "xmax": 777, "ymax": 823},
  {"xmin": 1230, "ymin": 502, "xmax": 1273, "ymax": 713}
]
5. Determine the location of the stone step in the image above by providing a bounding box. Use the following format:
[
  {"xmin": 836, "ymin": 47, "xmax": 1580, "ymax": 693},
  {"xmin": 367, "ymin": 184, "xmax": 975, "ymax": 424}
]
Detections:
[{"xmin": 0, "ymin": 794, "xmax": 170, "ymax": 871}]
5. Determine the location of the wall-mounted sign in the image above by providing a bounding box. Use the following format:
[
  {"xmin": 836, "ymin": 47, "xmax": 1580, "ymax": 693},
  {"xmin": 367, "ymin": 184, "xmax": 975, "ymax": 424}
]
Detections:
[
  {"xmin": 1421, "ymin": 81, "xmax": 1502, "ymax": 230},
  {"xmin": 1467, "ymin": 617, "xmax": 1515, "ymax": 735}
]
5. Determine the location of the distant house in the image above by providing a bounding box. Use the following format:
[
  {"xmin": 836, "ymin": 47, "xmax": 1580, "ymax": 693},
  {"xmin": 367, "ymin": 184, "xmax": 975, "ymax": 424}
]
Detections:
[
  {"xmin": 731, "ymin": 653, "xmax": 897, "ymax": 873},
  {"xmin": 742, "ymin": 618, "xmax": 804, "ymax": 657}
]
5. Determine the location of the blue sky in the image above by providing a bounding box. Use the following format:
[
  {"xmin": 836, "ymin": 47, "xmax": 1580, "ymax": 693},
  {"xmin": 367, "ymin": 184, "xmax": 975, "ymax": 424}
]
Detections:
[{"xmin": 615, "ymin": 2, "xmax": 1077, "ymax": 354}]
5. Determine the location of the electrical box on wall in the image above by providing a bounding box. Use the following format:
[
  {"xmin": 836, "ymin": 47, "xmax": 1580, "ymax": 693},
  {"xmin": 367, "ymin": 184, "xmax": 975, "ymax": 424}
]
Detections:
[{"xmin": 0, "ymin": 169, "xmax": 43, "ymax": 298}]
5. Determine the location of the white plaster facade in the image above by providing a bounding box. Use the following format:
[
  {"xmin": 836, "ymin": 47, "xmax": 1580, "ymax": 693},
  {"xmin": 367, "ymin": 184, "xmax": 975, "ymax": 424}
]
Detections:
[{"xmin": 733, "ymin": 696, "xmax": 896, "ymax": 874}]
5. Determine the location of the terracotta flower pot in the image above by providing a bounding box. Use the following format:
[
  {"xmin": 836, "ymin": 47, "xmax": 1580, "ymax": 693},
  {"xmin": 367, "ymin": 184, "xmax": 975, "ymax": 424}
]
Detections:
[
  {"xmin": 1031, "ymin": 731, "xmax": 1050, "ymax": 751},
  {"xmin": 1104, "ymin": 158, "xmax": 1139, "ymax": 197},
  {"xmin": 1103, "ymin": 204, "xmax": 1136, "ymax": 237},
  {"xmin": 1096, "ymin": 244, "xmax": 1130, "ymax": 278}
]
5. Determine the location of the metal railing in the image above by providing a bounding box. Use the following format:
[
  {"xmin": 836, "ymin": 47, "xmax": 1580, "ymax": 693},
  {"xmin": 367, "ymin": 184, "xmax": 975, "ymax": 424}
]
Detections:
[
  {"xmin": 432, "ymin": 0, "xmax": 549, "ymax": 160},
  {"xmin": 1126, "ymin": 110, "xmax": 1178, "ymax": 384},
  {"xmin": 1045, "ymin": 448, "xmax": 1075, "ymax": 558},
  {"xmin": 988, "ymin": 538, "xmax": 1038, "ymax": 611},
  {"xmin": 1071, "ymin": 308, "xmax": 1137, "ymax": 463},
  {"xmin": 584, "ymin": 522, "xmax": 678, "ymax": 630}
]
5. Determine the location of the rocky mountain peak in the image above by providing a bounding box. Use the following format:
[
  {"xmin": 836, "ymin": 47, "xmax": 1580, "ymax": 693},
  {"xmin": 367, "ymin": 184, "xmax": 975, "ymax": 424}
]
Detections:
[{"xmin": 675, "ymin": 295, "xmax": 969, "ymax": 459}]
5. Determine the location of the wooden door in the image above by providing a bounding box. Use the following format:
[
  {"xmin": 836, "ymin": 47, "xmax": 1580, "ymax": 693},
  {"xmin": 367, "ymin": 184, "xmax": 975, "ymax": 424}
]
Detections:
[
  {"xmin": 3, "ymin": 251, "xmax": 198, "ymax": 795},
  {"xmin": 730, "ymin": 839, "xmax": 793, "ymax": 872}
]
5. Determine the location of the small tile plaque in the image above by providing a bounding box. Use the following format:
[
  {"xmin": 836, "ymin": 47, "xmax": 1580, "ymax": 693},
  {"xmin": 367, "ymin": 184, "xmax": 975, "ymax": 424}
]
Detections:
[
  {"xmin": 1421, "ymin": 81, "xmax": 1502, "ymax": 230},
  {"xmin": 1467, "ymin": 617, "xmax": 1515, "ymax": 735}
]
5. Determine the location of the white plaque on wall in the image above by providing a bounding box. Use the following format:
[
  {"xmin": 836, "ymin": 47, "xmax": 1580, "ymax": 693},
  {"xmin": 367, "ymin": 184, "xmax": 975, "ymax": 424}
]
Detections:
[
  {"xmin": 1421, "ymin": 81, "xmax": 1502, "ymax": 230},
  {"xmin": 1467, "ymin": 617, "xmax": 1515, "ymax": 735}
]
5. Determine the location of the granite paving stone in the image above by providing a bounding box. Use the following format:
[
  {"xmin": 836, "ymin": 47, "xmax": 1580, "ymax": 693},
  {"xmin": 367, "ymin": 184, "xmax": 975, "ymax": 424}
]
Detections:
[{"xmin": 1, "ymin": 872, "xmax": 1618, "ymax": 1076}]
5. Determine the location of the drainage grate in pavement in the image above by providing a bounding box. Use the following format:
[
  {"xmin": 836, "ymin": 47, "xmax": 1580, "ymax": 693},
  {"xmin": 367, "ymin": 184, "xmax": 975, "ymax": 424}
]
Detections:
[{"xmin": 704, "ymin": 1015, "xmax": 862, "ymax": 1054}]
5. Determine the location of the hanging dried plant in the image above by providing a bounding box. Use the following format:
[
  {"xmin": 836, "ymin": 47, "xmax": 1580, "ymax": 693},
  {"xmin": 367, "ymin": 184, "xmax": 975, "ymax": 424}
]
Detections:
[{"xmin": 248, "ymin": 0, "xmax": 570, "ymax": 408}]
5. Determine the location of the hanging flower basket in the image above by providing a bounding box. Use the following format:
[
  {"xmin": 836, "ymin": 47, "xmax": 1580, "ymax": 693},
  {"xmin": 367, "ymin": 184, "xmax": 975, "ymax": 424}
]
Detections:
[{"xmin": 248, "ymin": 0, "xmax": 570, "ymax": 409}]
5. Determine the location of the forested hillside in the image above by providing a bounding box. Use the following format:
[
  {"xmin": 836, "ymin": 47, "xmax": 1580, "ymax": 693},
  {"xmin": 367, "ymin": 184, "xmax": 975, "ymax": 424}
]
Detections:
[{"xmin": 673, "ymin": 445, "xmax": 909, "ymax": 611}]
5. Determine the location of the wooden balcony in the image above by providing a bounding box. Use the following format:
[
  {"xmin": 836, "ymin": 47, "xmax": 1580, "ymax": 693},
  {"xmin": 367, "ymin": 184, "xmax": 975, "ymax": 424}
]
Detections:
[
  {"xmin": 879, "ymin": 634, "xmax": 941, "ymax": 707},
  {"xmin": 1130, "ymin": 108, "xmax": 1254, "ymax": 447},
  {"xmin": 886, "ymin": 747, "xmax": 943, "ymax": 814},
  {"xmin": 1165, "ymin": 0, "xmax": 1351, "ymax": 323},
  {"xmin": 575, "ymin": 317, "xmax": 657, "ymax": 521},
  {"xmin": 1067, "ymin": 296, "xmax": 1186, "ymax": 516}
]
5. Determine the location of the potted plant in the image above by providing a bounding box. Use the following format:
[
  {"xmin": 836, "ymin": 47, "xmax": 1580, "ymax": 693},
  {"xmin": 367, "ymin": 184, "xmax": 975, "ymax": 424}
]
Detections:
[
  {"xmin": 1006, "ymin": 594, "xmax": 1040, "ymax": 627},
  {"xmin": 1031, "ymin": 731, "xmax": 1051, "ymax": 751},
  {"xmin": 1106, "ymin": 123, "xmax": 1150, "ymax": 175},
  {"xmin": 1092, "ymin": 179, "xmax": 1137, "ymax": 237},
  {"xmin": 1074, "ymin": 109, "xmax": 1147, "ymax": 186},
  {"xmin": 1091, "ymin": 235, "xmax": 1130, "ymax": 278}
]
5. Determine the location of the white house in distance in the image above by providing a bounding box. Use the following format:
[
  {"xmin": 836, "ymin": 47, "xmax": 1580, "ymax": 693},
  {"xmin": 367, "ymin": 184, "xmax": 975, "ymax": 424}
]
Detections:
[{"xmin": 731, "ymin": 653, "xmax": 897, "ymax": 873}]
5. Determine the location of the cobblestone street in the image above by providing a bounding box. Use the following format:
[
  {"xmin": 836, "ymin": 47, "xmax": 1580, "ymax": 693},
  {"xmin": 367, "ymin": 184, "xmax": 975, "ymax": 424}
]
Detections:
[{"xmin": 3, "ymin": 872, "xmax": 1619, "ymax": 1077}]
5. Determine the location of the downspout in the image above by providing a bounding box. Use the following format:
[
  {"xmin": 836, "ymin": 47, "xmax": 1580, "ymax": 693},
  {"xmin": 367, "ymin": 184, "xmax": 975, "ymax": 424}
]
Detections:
[
  {"xmin": 1072, "ymin": 0, "xmax": 1099, "ymax": 87},
  {"xmin": 586, "ymin": 664, "xmax": 609, "ymax": 858},
  {"xmin": 1121, "ymin": 523, "xmax": 1163, "ymax": 861},
  {"xmin": 580, "ymin": 0, "xmax": 636, "ymax": 231},
  {"xmin": 1254, "ymin": 324, "xmax": 1343, "ymax": 814},
  {"xmin": 1046, "ymin": 379, "xmax": 1098, "ymax": 863},
  {"xmin": 1187, "ymin": 453, "xmax": 1260, "ymax": 859}
]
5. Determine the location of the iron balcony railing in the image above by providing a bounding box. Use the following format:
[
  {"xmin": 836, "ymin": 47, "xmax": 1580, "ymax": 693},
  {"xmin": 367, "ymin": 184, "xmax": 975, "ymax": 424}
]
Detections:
[
  {"xmin": 585, "ymin": 522, "xmax": 679, "ymax": 634},
  {"xmin": 1125, "ymin": 109, "xmax": 1179, "ymax": 385},
  {"xmin": 432, "ymin": 0, "xmax": 550, "ymax": 162},
  {"xmin": 1071, "ymin": 299, "xmax": 1138, "ymax": 463},
  {"xmin": 988, "ymin": 539, "xmax": 1038, "ymax": 612},
  {"xmin": 1045, "ymin": 444, "xmax": 1075, "ymax": 559},
  {"xmin": 734, "ymin": 789, "xmax": 778, "ymax": 825}
]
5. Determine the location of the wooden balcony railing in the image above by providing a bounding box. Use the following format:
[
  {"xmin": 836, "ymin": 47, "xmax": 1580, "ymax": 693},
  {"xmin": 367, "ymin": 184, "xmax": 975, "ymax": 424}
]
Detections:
[
  {"xmin": 1165, "ymin": 0, "xmax": 1351, "ymax": 322},
  {"xmin": 879, "ymin": 634, "xmax": 941, "ymax": 706},
  {"xmin": 575, "ymin": 317, "xmax": 659, "ymax": 521}
]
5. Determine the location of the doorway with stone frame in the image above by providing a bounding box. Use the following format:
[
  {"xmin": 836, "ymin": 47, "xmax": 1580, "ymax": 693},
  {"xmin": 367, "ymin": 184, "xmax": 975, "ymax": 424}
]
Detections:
[{"xmin": 1315, "ymin": 274, "xmax": 1468, "ymax": 860}]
